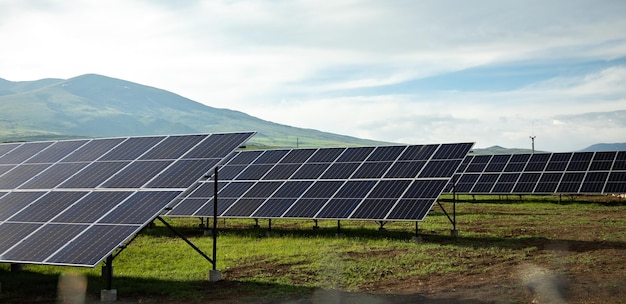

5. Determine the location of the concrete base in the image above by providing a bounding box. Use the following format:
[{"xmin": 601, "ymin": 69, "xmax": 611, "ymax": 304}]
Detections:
[
  {"xmin": 450, "ymin": 229, "xmax": 459, "ymax": 237},
  {"xmin": 209, "ymin": 270, "xmax": 222, "ymax": 282},
  {"xmin": 412, "ymin": 236, "xmax": 423, "ymax": 244},
  {"xmin": 100, "ymin": 289, "xmax": 117, "ymax": 302}
]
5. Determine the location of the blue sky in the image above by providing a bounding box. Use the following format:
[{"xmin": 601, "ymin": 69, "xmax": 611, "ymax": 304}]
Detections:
[{"xmin": 1, "ymin": 0, "xmax": 625, "ymax": 151}]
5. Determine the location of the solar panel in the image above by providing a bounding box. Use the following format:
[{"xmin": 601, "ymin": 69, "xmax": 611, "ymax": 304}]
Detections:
[
  {"xmin": 450, "ymin": 150, "xmax": 626, "ymax": 195},
  {"xmin": 0, "ymin": 132, "xmax": 254, "ymax": 267},
  {"xmin": 167, "ymin": 143, "xmax": 474, "ymax": 222}
]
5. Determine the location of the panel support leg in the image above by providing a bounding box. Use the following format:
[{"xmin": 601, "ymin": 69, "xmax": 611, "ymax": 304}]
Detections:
[
  {"xmin": 100, "ymin": 255, "xmax": 117, "ymax": 302},
  {"xmin": 312, "ymin": 219, "xmax": 319, "ymax": 230}
]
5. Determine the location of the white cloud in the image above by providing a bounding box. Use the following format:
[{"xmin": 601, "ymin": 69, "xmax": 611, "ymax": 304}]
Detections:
[{"xmin": 1, "ymin": 0, "xmax": 625, "ymax": 151}]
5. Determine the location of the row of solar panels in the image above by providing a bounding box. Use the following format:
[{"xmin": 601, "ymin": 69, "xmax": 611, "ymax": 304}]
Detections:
[
  {"xmin": 167, "ymin": 143, "xmax": 473, "ymax": 221},
  {"xmin": 448, "ymin": 151, "xmax": 626, "ymax": 194}
]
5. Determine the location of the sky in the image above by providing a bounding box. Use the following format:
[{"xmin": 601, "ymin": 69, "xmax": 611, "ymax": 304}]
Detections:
[{"xmin": 1, "ymin": 0, "xmax": 626, "ymax": 151}]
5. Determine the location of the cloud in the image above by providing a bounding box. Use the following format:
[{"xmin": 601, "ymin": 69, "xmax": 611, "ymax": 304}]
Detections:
[{"xmin": 0, "ymin": 0, "xmax": 625, "ymax": 151}]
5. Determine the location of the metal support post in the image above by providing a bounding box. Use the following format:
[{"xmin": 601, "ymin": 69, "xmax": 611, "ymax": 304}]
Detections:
[{"xmin": 212, "ymin": 166, "xmax": 218, "ymax": 271}]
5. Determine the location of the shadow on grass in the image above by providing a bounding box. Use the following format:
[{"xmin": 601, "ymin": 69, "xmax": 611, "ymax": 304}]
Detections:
[
  {"xmin": 143, "ymin": 220, "xmax": 626, "ymax": 254},
  {"xmin": 0, "ymin": 268, "xmax": 494, "ymax": 304}
]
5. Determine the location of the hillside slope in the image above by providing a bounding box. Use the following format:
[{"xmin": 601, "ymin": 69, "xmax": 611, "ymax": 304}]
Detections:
[{"xmin": 0, "ymin": 74, "xmax": 387, "ymax": 147}]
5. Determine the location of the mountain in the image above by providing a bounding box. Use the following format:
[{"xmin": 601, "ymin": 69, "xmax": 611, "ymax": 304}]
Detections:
[
  {"xmin": 0, "ymin": 74, "xmax": 388, "ymax": 147},
  {"xmin": 580, "ymin": 143, "xmax": 626, "ymax": 152}
]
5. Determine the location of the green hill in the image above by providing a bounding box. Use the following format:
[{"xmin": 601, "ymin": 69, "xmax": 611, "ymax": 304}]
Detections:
[{"xmin": 0, "ymin": 74, "xmax": 388, "ymax": 147}]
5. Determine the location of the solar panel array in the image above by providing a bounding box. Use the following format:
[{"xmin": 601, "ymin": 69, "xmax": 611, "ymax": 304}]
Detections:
[
  {"xmin": 0, "ymin": 132, "xmax": 254, "ymax": 267},
  {"xmin": 167, "ymin": 143, "xmax": 474, "ymax": 221},
  {"xmin": 449, "ymin": 151, "xmax": 626, "ymax": 194}
]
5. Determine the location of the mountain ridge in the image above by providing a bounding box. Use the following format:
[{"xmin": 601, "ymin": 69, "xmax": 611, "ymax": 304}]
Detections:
[{"xmin": 0, "ymin": 74, "xmax": 388, "ymax": 147}]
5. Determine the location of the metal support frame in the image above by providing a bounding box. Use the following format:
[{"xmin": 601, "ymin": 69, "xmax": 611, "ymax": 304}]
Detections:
[
  {"xmin": 104, "ymin": 255, "xmax": 113, "ymax": 290},
  {"xmin": 312, "ymin": 219, "xmax": 319, "ymax": 230},
  {"xmin": 337, "ymin": 220, "xmax": 341, "ymax": 234},
  {"xmin": 377, "ymin": 221, "xmax": 387, "ymax": 231},
  {"xmin": 437, "ymin": 178, "xmax": 458, "ymax": 236},
  {"xmin": 154, "ymin": 166, "xmax": 220, "ymax": 271}
]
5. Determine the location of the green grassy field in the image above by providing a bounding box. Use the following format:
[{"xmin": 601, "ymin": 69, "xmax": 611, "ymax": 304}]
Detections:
[{"xmin": 1, "ymin": 196, "xmax": 624, "ymax": 303}]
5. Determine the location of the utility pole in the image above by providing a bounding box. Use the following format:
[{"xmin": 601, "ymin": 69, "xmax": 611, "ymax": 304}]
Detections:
[{"xmin": 529, "ymin": 120, "xmax": 536, "ymax": 153}]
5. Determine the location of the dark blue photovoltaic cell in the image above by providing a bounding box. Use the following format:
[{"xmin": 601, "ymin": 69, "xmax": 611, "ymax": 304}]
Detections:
[
  {"xmin": 10, "ymin": 191, "xmax": 89, "ymax": 222},
  {"xmin": 605, "ymin": 172, "xmax": 626, "ymax": 193},
  {"xmin": 195, "ymin": 198, "xmax": 239, "ymax": 216},
  {"xmin": 367, "ymin": 180, "xmax": 412, "ymax": 198},
  {"xmin": 0, "ymin": 142, "xmax": 53, "ymax": 164},
  {"xmin": 367, "ymin": 146, "xmax": 406, "ymax": 161},
  {"xmin": 280, "ymin": 149, "xmax": 316, "ymax": 163},
  {"xmin": 0, "ymin": 223, "xmax": 42, "ymax": 253},
  {"xmin": 217, "ymin": 165, "xmax": 248, "ymax": 180},
  {"xmin": 484, "ymin": 155, "xmax": 511, "ymax": 172},
  {"xmin": 403, "ymin": 180, "xmax": 447, "ymax": 198},
  {"xmin": 291, "ymin": 163, "xmax": 331, "ymax": 179},
  {"xmin": 513, "ymin": 173, "xmax": 541, "ymax": 192},
  {"xmin": 227, "ymin": 151, "xmax": 262, "ymax": 165},
  {"xmin": 534, "ymin": 173, "xmax": 562, "ymax": 193},
  {"xmin": 316, "ymin": 198, "xmax": 362, "ymax": 219},
  {"xmin": 336, "ymin": 147, "xmax": 374, "ymax": 162},
  {"xmin": 19, "ymin": 163, "xmax": 89, "ymax": 189},
  {"xmin": 350, "ymin": 198, "xmax": 397, "ymax": 219},
  {"xmin": 545, "ymin": 153, "xmax": 572, "ymax": 171},
  {"xmin": 433, "ymin": 143, "xmax": 474, "ymax": 159},
  {"xmin": 567, "ymin": 152, "xmax": 593, "ymax": 171},
  {"xmin": 98, "ymin": 137, "xmax": 164, "ymax": 161},
  {"xmin": 59, "ymin": 162, "xmax": 130, "ymax": 188},
  {"xmin": 384, "ymin": 161, "xmax": 426, "ymax": 178},
  {"xmin": 61, "ymin": 138, "xmax": 126, "ymax": 162},
  {"xmin": 557, "ymin": 172, "xmax": 585, "ymax": 192},
  {"xmin": 262, "ymin": 164, "xmax": 301, "ymax": 180},
  {"xmin": 25, "ymin": 140, "xmax": 89, "ymax": 164},
  {"xmin": 386, "ymin": 199, "xmax": 434, "ymax": 220},
  {"xmin": 491, "ymin": 173, "xmax": 520, "ymax": 193},
  {"xmin": 272, "ymin": 181, "xmax": 313, "ymax": 198},
  {"xmin": 184, "ymin": 133, "xmax": 254, "ymax": 159},
  {"xmin": 254, "ymin": 150, "xmax": 289, "ymax": 164},
  {"xmin": 99, "ymin": 191, "xmax": 181, "ymax": 224},
  {"xmin": 283, "ymin": 199, "xmax": 327, "ymax": 218},
  {"xmin": 589, "ymin": 152, "xmax": 616, "ymax": 171},
  {"xmin": 579, "ymin": 171, "xmax": 609, "ymax": 193},
  {"xmin": 299, "ymin": 181, "xmax": 344, "ymax": 198},
  {"xmin": 308, "ymin": 148, "xmax": 344, "ymax": 162},
  {"xmin": 321, "ymin": 163, "xmax": 361, "ymax": 179},
  {"xmin": 236, "ymin": 164, "xmax": 275, "ymax": 180},
  {"xmin": 147, "ymin": 159, "xmax": 219, "ymax": 188},
  {"xmin": 219, "ymin": 182, "xmax": 255, "ymax": 198},
  {"xmin": 333, "ymin": 180, "xmax": 377, "ymax": 198},
  {"xmin": 472, "ymin": 174, "xmax": 499, "ymax": 193},
  {"xmin": 252, "ymin": 198, "xmax": 298, "ymax": 217},
  {"xmin": 465, "ymin": 155, "xmax": 492, "ymax": 172},
  {"xmin": 504, "ymin": 154, "xmax": 531, "ymax": 172},
  {"xmin": 351, "ymin": 162, "xmax": 393, "ymax": 178},
  {"xmin": 52, "ymin": 191, "xmax": 134, "ymax": 223},
  {"xmin": 418, "ymin": 160, "xmax": 461, "ymax": 178},
  {"xmin": 0, "ymin": 192, "xmax": 47, "ymax": 220},
  {"xmin": 399, "ymin": 145, "xmax": 437, "ymax": 161},
  {"xmin": 454, "ymin": 173, "xmax": 479, "ymax": 192},
  {"xmin": 140, "ymin": 135, "xmax": 206, "ymax": 160},
  {"xmin": 0, "ymin": 143, "xmax": 20, "ymax": 159},
  {"xmin": 243, "ymin": 181, "xmax": 283, "ymax": 198},
  {"xmin": 524, "ymin": 154, "xmax": 550, "ymax": 172},
  {"xmin": 167, "ymin": 198, "xmax": 209, "ymax": 216},
  {"xmin": 46, "ymin": 225, "xmax": 140, "ymax": 266},
  {"xmin": 0, "ymin": 164, "xmax": 52, "ymax": 189},
  {"xmin": 2, "ymin": 224, "xmax": 87, "ymax": 262},
  {"xmin": 223, "ymin": 198, "xmax": 266, "ymax": 217},
  {"xmin": 0, "ymin": 165, "xmax": 16, "ymax": 177},
  {"xmin": 101, "ymin": 161, "xmax": 172, "ymax": 188}
]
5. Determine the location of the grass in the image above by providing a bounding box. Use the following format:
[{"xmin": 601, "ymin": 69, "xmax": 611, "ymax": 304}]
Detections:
[{"xmin": 0, "ymin": 196, "xmax": 624, "ymax": 303}]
